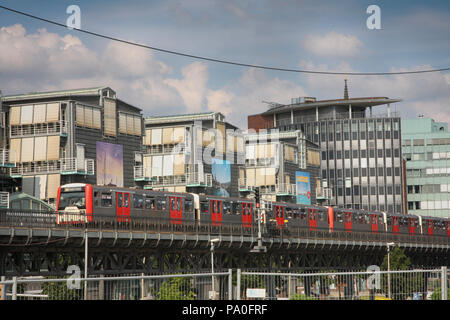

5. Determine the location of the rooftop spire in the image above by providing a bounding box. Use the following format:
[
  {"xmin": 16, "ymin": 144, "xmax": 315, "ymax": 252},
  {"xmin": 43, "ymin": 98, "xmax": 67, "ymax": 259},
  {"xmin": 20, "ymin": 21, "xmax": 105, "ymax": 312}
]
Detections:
[{"xmin": 344, "ymin": 78, "xmax": 349, "ymax": 99}]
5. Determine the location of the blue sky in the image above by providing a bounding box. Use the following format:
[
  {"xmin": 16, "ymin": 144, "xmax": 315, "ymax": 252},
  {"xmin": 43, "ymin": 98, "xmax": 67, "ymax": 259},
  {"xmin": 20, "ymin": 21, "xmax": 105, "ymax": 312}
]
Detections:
[{"xmin": 0, "ymin": 0, "xmax": 449, "ymax": 127}]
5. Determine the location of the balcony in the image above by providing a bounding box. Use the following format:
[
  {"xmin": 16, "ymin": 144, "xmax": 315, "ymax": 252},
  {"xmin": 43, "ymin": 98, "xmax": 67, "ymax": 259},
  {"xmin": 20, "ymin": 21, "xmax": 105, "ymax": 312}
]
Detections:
[
  {"xmin": 275, "ymin": 183, "xmax": 297, "ymax": 196},
  {"xmin": 134, "ymin": 165, "xmax": 153, "ymax": 181},
  {"xmin": 143, "ymin": 172, "xmax": 212, "ymax": 189},
  {"xmin": 316, "ymin": 187, "xmax": 333, "ymax": 200},
  {"xmin": 10, "ymin": 121, "xmax": 68, "ymax": 137},
  {"xmin": 10, "ymin": 158, "xmax": 94, "ymax": 177},
  {"xmin": 0, "ymin": 149, "xmax": 16, "ymax": 168}
]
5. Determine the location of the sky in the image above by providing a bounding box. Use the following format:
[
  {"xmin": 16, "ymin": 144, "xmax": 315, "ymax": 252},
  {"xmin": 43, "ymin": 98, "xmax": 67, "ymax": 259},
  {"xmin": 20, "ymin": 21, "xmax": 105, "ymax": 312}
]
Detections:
[{"xmin": 0, "ymin": 0, "xmax": 449, "ymax": 128}]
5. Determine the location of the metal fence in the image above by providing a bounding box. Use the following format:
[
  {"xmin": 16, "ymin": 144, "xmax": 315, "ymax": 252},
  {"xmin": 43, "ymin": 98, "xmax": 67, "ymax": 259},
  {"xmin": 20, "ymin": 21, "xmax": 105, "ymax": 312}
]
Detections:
[
  {"xmin": 237, "ymin": 267, "xmax": 449, "ymax": 300},
  {"xmin": 1, "ymin": 267, "xmax": 448, "ymax": 300},
  {"xmin": 0, "ymin": 270, "xmax": 233, "ymax": 300}
]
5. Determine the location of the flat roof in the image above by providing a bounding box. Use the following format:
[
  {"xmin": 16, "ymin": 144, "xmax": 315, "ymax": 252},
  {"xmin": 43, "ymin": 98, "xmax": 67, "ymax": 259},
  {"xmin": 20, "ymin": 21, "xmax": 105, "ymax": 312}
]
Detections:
[{"xmin": 258, "ymin": 97, "xmax": 402, "ymax": 116}]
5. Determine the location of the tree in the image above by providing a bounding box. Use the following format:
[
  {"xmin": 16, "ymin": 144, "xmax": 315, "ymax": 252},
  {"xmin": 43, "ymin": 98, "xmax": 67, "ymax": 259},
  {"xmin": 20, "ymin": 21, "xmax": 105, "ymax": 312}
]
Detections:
[{"xmin": 156, "ymin": 277, "xmax": 196, "ymax": 300}]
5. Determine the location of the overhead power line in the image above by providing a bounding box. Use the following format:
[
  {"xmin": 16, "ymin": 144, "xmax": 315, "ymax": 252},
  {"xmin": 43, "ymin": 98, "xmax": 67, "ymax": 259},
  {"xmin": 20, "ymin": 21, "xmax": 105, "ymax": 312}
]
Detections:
[{"xmin": 1, "ymin": 5, "xmax": 450, "ymax": 76}]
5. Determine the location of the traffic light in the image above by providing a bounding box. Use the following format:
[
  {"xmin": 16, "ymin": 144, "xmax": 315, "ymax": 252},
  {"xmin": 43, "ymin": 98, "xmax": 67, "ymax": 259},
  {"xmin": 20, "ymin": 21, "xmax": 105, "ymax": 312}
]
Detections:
[{"xmin": 254, "ymin": 188, "xmax": 260, "ymax": 206}]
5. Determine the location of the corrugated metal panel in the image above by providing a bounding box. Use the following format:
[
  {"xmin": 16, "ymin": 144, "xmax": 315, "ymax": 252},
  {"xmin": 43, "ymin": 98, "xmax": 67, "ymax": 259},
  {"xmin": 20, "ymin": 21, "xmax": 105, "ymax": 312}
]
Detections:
[
  {"xmin": 133, "ymin": 116, "xmax": 141, "ymax": 136},
  {"xmin": 46, "ymin": 103, "xmax": 59, "ymax": 122},
  {"xmin": 47, "ymin": 136, "xmax": 60, "ymax": 160},
  {"xmin": 21, "ymin": 137, "xmax": 34, "ymax": 162},
  {"xmin": 85, "ymin": 107, "xmax": 93, "ymax": 128},
  {"xmin": 34, "ymin": 136, "xmax": 47, "ymax": 161},
  {"xmin": 103, "ymin": 98, "xmax": 117, "ymax": 136},
  {"xmin": 93, "ymin": 108, "xmax": 101, "ymax": 129},
  {"xmin": 76, "ymin": 106, "xmax": 85, "ymax": 126},
  {"xmin": 9, "ymin": 106, "xmax": 21, "ymax": 125},
  {"xmin": 10, "ymin": 138, "xmax": 21, "ymax": 163},
  {"xmin": 20, "ymin": 105, "xmax": 33, "ymax": 125},
  {"xmin": 47, "ymin": 174, "xmax": 60, "ymax": 199},
  {"xmin": 33, "ymin": 104, "xmax": 46, "ymax": 124},
  {"xmin": 126, "ymin": 114, "xmax": 134, "ymax": 135}
]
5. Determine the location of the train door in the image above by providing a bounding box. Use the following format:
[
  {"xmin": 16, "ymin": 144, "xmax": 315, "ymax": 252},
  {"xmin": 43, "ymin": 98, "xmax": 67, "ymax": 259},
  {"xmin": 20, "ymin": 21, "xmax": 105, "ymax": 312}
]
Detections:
[
  {"xmin": 426, "ymin": 220, "xmax": 433, "ymax": 235},
  {"xmin": 275, "ymin": 205, "xmax": 284, "ymax": 227},
  {"xmin": 241, "ymin": 202, "xmax": 252, "ymax": 228},
  {"xmin": 211, "ymin": 200, "xmax": 222, "ymax": 226},
  {"xmin": 447, "ymin": 221, "xmax": 450, "ymax": 237},
  {"xmin": 308, "ymin": 208, "xmax": 317, "ymax": 231},
  {"xmin": 169, "ymin": 196, "xmax": 182, "ymax": 224},
  {"xmin": 344, "ymin": 212, "xmax": 352, "ymax": 232},
  {"xmin": 409, "ymin": 218, "xmax": 416, "ymax": 235},
  {"xmin": 371, "ymin": 214, "xmax": 378, "ymax": 233},
  {"xmin": 393, "ymin": 216, "xmax": 399, "ymax": 234},
  {"xmin": 116, "ymin": 192, "xmax": 130, "ymax": 222}
]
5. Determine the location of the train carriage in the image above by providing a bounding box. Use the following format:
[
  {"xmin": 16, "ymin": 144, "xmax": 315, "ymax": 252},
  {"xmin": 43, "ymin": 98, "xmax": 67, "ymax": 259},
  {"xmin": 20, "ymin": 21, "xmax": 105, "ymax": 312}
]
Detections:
[{"xmin": 421, "ymin": 216, "xmax": 448, "ymax": 237}]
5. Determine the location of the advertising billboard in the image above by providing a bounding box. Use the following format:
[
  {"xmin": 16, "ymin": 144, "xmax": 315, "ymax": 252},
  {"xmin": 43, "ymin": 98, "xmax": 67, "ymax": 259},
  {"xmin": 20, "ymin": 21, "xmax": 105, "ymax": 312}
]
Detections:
[
  {"xmin": 296, "ymin": 171, "xmax": 311, "ymax": 205},
  {"xmin": 211, "ymin": 158, "xmax": 231, "ymax": 197},
  {"xmin": 96, "ymin": 141, "xmax": 124, "ymax": 187}
]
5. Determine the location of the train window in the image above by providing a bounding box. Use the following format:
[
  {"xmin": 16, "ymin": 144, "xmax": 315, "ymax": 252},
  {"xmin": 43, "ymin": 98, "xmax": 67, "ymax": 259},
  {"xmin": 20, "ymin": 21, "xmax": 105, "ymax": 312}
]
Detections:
[
  {"xmin": 286, "ymin": 208, "xmax": 293, "ymax": 219},
  {"xmin": 145, "ymin": 197, "xmax": 155, "ymax": 209},
  {"xmin": 223, "ymin": 201, "xmax": 231, "ymax": 214},
  {"xmin": 232, "ymin": 203, "xmax": 240, "ymax": 215},
  {"xmin": 101, "ymin": 193, "xmax": 112, "ymax": 207},
  {"xmin": 318, "ymin": 211, "xmax": 323, "ymax": 221},
  {"xmin": 94, "ymin": 191, "xmax": 100, "ymax": 207},
  {"xmin": 379, "ymin": 216, "xmax": 383, "ymax": 224},
  {"xmin": 200, "ymin": 201, "xmax": 209, "ymax": 214},
  {"xmin": 365, "ymin": 215, "xmax": 370, "ymax": 224},
  {"xmin": 157, "ymin": 197, "xmax": 167, "ymax": 211},
  {"xmin": 124, "ymin": 194, "xmax": 130, "ymax": 208},
  {"xmin": 134, "ymin": 194, "xmax": 144, "ymax": 209},
  {"xmin": 185, "ymin": 199, "xmax": 193, "ymax": 213},
  {"xmin": 117, "ymin": 193, "xmax": 123, "ymax": 208}
]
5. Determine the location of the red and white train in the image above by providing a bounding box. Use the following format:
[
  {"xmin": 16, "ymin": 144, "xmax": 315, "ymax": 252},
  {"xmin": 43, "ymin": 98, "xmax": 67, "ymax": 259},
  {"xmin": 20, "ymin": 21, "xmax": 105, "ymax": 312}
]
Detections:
[{"xmin": 56, "ymin": 183, "xmax": 450, "ymax": 238}]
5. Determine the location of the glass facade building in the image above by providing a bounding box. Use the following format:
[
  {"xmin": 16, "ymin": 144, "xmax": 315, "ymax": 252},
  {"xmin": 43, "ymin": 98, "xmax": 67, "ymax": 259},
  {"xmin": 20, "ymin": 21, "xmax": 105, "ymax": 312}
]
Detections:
[
  {"xmin": 402, "ymin": 117, "xmax": 450, "ymax": 218},
  {"xmin": 248, "ymin": 95, "xmax": 405, "ymax": 213}
]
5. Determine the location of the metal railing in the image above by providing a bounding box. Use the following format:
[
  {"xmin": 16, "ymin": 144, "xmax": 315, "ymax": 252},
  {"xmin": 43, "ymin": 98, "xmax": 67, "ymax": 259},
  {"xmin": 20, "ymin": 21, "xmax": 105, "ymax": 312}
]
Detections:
[
  {"xmin": 316, "ymin": 187, "xmax": 333, "ymax": 199},
  {"xmin": 237, "ymin": 267, "xmax": 448, "ymax": 300},
  {"xmin": 10, "ymin": 120, "xmax": 68, "ymax": 137},
  {"xmin": 275, "ymin": 183, "xmax": 297, "ymax": 195},
  {"xmin": 10, "ymin": 158, "xmax": 95, "ymax": 176},
  {"xmin": 0, "ymin": 192, "xmax": 9, "ymax": 209},
  {"xmin": 0, "ymin": 270, "xmax": 233, "ymax": 300},
  {"xmin": 0, "ymin": 149, "xmax": 16, "ymax": 167}
]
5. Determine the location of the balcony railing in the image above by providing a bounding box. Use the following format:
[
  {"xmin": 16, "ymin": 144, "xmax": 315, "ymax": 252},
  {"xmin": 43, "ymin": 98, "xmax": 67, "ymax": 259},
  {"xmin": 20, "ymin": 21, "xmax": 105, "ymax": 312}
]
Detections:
[
  {"xmin": 134, "ymin": 165, "xmax": 153, "ymax": 181},
  {"xmin": 0, "ymin": 149, "xmax": 16, "ymax": 168},
  {"xmin": 143, "ymin": 172, "xmax": 213, "ymax": 189},
  {"xmin": 316, "ymin": 187, "xmax": 333, "ymax": 200},
  {"xmin": 0, "ymin": 192, "xmax": 9, "ymax": 209},
  {"xmin": 10, "ymin": 121, "xmax": 68, "ymax": 137},
  {"xmin": 275, "ymin": 183, "xmax": 297, "ymax": 195},
  {"xmin": 10, "ymin": 158, "xmax": 94, "ymax": 177}
]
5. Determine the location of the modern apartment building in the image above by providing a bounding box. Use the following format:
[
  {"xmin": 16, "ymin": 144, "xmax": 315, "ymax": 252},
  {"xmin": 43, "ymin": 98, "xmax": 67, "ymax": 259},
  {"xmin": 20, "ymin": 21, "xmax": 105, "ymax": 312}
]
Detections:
[
  {"xmin": 1, "ymin": 87, "xmax": 143, "ymax": 205},
  {"xmin": 137, "ymin": 112, "xmax": 245, "ymax": 197},
  {"xmin": 402, "ymin": 117, "xmax": 450, "ymax": 218},
  {"xmin": 248, "ymin": 84, "xmax": 405, "ymax": 213}
]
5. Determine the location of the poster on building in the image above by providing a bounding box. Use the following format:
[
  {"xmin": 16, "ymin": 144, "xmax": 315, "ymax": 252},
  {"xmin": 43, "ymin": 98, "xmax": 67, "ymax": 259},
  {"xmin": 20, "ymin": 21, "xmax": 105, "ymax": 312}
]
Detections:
[
  {"xmin": 97, "ymin": 141, "xmax": 124, "ymax": 187},
  {"xmin": 296, "ymin": 171, "xmax": 311, "ymax": 205},
  {"xmin": 211, "ymin": 158, "xmax": 231, "ymax": 197}
]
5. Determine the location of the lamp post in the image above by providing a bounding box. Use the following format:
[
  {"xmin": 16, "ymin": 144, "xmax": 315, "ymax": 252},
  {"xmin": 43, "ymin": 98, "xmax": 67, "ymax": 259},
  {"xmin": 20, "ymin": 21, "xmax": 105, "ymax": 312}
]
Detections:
[
  {"xmin": 210, "ymin": 238, "xmax": 220, "ymax": 299},
  {"xmin": 386, "ymin": 242, "xmax": 395, "ymax": 300}
]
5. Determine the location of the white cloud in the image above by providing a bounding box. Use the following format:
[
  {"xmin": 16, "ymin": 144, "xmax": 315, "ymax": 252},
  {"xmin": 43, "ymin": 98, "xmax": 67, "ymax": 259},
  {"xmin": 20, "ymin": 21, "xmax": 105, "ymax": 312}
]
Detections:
[{"xmin": 303, "ymin": 31, "xmax": 364, "ymax": 57}]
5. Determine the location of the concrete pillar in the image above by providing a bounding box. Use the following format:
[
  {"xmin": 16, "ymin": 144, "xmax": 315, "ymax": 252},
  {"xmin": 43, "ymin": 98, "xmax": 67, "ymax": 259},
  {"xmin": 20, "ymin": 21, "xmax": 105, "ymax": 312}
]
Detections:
[
  {"xmin": 387, "ymin": 103, "xmax": 391, "ymax": 117},
  {"xmin": 349, "ymin": 104, "xmax": 352, "ymax": 119},
  {"xmin": 316, "ymin": 107, "xmax": 319, "ymax": 122}
]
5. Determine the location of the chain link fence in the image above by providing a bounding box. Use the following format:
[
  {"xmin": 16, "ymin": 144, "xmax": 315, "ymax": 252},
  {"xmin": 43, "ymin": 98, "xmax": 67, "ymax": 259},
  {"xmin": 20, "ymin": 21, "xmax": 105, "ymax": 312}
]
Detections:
[{"xmin": 0, "ymin": 267, "xmax": 448, "ymax": 300}]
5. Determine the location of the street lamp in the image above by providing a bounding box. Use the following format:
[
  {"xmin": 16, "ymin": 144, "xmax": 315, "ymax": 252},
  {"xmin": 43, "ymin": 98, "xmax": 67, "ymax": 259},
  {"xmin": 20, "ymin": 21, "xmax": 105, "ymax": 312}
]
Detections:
[
  {"xmin": 386, "ymin": 242, "xmax": 395, "ymax": 300},
  {"xmin": 210, "ymin": 238, "xmax": 220, "ymax": 299}
]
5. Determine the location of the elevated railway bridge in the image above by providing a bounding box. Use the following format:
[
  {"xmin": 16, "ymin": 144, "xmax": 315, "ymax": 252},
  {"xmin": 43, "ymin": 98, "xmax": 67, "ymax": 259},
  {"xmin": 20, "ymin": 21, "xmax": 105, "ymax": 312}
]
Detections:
[{"xmin": 0, "ymin": 210, "xmax": 448, "ymax": 277}]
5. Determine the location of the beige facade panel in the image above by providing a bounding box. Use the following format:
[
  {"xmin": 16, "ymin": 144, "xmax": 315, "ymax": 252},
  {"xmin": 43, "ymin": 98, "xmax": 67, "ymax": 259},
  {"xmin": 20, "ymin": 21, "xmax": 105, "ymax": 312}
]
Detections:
[
  {"xmin": 265, "ymin": 167, "xmax": 276, "ymax": 185},
  {"xmin": 103, "ymin": 98, "xmax": 117, "ymax": 136},
  {"xmin": 21, "ymin": 137, "xmax": 34, "ymax": 162},
  {"xmin": 10, "ymin": 138, "xmax": 21, "ymax": 163},
  {"xmin": 47, "ymin": 136, "xmax": 60, "ymax": 161},
  {"xmin": 203, "ymin": 130, "xmax": 215, "ymax": 147},
  {"xmin": 47, "ymin": 174, "xmax": 61, "ymax": 199},
  {"xmin": 126, "ymin": 114, "xmax": 134, "ymax": 135},
  {"xmin": 133, "ymin": 116, "xmax": 141, "ymax": 136},
  {"xmin": 216, "ymin": 123, "xmax": 225, "ymax": 154},
  {"xmin": 175, "ymin": 186, "xmax": 186, "ymax": 193},
  {"xmin": 9, "ymin": 107, "xmax": 21, "ymax": 125},
  {"xmin": 33, "ymin": 104, "xmax": 46, "ymax": 124},
  {"xmin": 255, "ymin": 168, "xmax": 266, "ymax": 186},
  {"xmin": 151, "ymin": 128, "xmax": 162, "ymax": 145},
  {"xmin": 173, "ymin": 154, "xmax": 185, "ymax": 175},
  {"xmin": 163, "ymin": 127, "xmax": 173, "ymax": 144},
  {"xmin": 93, "ymin": 108, "xmax": 101, "ymax": 129},
  {"xmin": 119, "ymin": 113, "xmax": 127, "ymax": 134},
  {"xmin": 173, "ymin": 127, "xmax": 184, "ymax": 144},
  {"xmin": 85, "ymin": 107, "xmax": 93, "ymax": 128},
  {"xmin": 20, "ymin": 105, "xmax": 33, "ymax": 125},
  {"xmin": 144, "ymin": 129, "xmax": 151, "ymax": 146},
  {"xmin": 246, "ymin": 168, "xmax": 255, "ymax": 187},
  {"xmin": 236, "ymin": 137, "xmax": 244, "ymax": 153},
  {"xmin": 143, "ymin": 155, "xmax": 152, "ymax": 177},
  {"xmin": 76, "ymin": 106, "xmax": 85, "ymax": 127},
  {"xmin": 226, "ymin": 134, "xmax": 234, "ymax": 152},
  {"xmin": 34, "ymin": 136, "xmax": 47, "ymax": 162},
  {"xmin": 46, "ymin": 103, "xmax": 60, "ymax": 122}
]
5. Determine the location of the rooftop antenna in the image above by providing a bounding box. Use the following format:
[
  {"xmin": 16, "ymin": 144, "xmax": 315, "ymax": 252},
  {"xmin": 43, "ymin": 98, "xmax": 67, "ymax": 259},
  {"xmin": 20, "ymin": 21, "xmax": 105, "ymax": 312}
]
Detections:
[{"xmin": 344, "ymin": 78, "xmax": 349, "ymax": 100}]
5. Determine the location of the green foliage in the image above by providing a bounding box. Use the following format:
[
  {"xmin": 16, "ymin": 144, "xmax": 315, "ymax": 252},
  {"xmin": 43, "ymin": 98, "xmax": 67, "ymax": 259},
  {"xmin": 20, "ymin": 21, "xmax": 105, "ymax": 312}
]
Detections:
[
  {"xmin": 156, "ymin": 277, "xmax": 196, "ymax": 300},
  {"xmin": 290, "ymin": 293, "xmax": 317, "ymax": 300},
  {"xmin": 431, "ymin": 288, "xmax": 450, "ymax": 300},
  {"xmin": 41, "ymin": 279, "xmax": 82, "ymax": 300}
]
